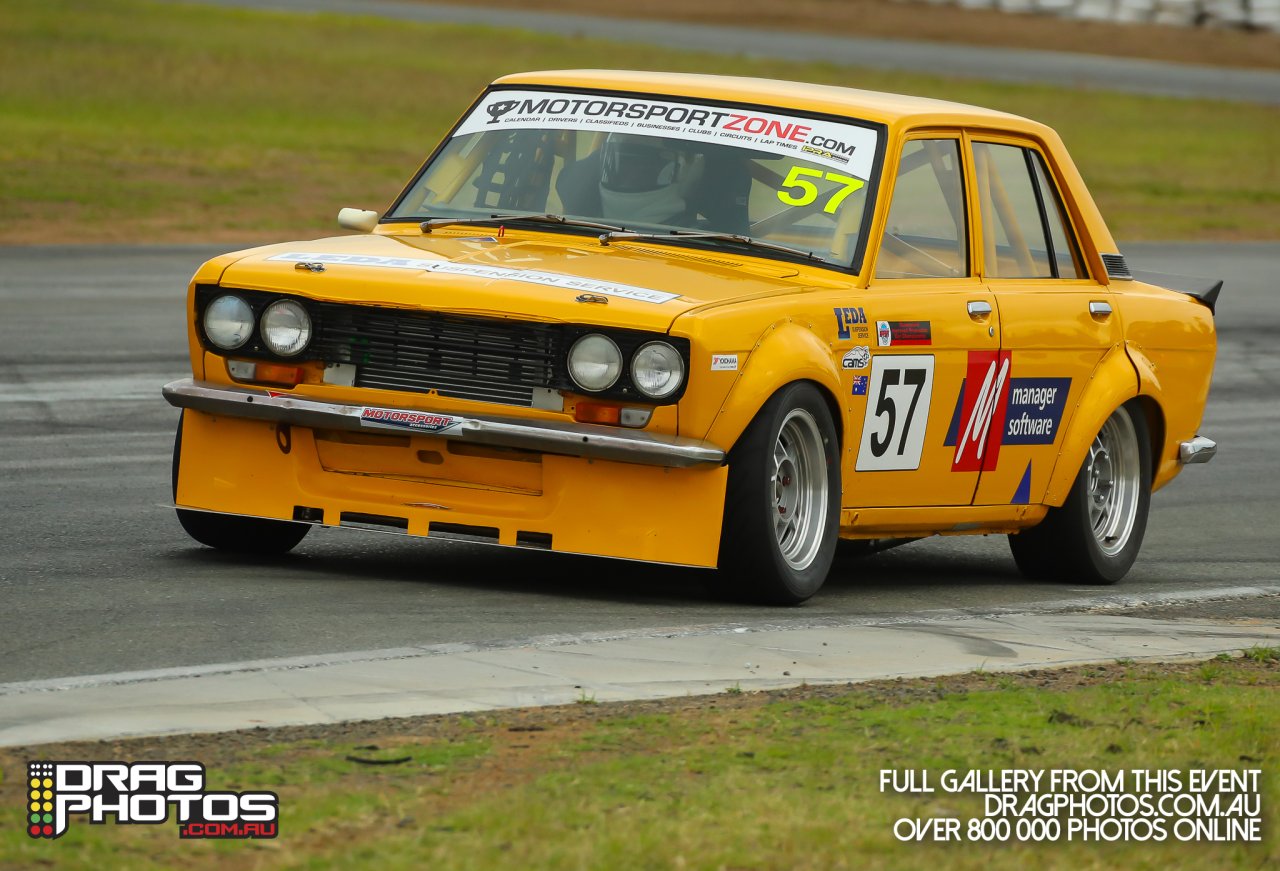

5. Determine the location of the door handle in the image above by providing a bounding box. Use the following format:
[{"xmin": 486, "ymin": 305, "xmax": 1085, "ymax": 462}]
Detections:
[
  {"xmin": 967, "ymin": 300, "xmax": 992, "ymax": 318},
  {"xmin": 1089, "ymin": 301, "xmax": 1112, "ymax": 317}
]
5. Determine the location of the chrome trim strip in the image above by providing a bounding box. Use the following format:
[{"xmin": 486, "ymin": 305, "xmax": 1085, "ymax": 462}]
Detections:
[
  {"xmin": 162, "ymin": 379, "xmax": 724, "ymax": 468},
  {"xmin": 1179, "ymin": 435, "xmax": 1217, "ymax": 465}
]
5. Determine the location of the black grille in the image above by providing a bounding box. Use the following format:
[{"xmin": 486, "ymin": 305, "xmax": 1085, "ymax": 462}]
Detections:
[
  {"xmin": 194, "ymin": 285, "xmax": 691, "ymax": 406},
  {"xmin": 310, "ymin": 303, "xmax": 565, "ymax": 408}
]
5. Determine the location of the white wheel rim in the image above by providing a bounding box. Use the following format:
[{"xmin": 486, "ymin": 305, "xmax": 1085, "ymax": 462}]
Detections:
[
  {"xmin": 772, "ymin": 409, "xmax": 828, "ymax": 570},
  {"xmin": 1087, "ymin": 410, "xmax": 1141, "ymax": 557}
]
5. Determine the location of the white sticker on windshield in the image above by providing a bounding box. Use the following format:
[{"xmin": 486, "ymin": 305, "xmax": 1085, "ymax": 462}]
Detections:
[
  {"xmin": 266, "ymin": 252, "xmax": 679, "ymax": 304},
  {"xmin": 456, "ymin": 89, "xmax": 878, "ymax": 178}
]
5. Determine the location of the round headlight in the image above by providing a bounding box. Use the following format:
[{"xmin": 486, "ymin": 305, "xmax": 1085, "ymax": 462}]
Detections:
[
  {"xmin": 203, "ymin": 294, "xmax": 254, "ymax": 351},
  {"xmin": 261, "ymin": 299, "xmax": 313, "ymax": 357},
  {"xmin": 631, "ymin": 342, "xmax": 685, "ymax": 400},
  {"xmin": 568, "ymin": 334, "xmax": 622, "ymax": 392}
]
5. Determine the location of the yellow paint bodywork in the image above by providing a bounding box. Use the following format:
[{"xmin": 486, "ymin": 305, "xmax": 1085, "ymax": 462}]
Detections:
[
  {"xmin": 177, "ymin": 411, "xmax": 727, "ymax": 566},
  {"xmin": 174, "ymin": 70, "xmax": 1216, "ymax": 568}
]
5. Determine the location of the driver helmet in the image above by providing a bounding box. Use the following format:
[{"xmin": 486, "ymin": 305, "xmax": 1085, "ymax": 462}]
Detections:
[{"xmin": 598, "ymin": 134, "xmax": 703, "ymax": 224}]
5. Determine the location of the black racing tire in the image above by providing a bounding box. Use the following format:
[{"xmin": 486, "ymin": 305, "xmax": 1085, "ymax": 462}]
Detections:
[
  {"xmin": 172, "ymin": 411, "xmax": 310, "ymax": 555},
  {"xmin": 1008, "ymin": 401, "xmax": 1151, "ymax": 584},
  {"xmin": 714, "ymin": 382, "xmax": 841, "ymax": 604}
]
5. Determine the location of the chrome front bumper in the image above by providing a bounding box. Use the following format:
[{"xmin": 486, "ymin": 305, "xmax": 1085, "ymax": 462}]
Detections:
[
  {"xmin": 1179, "ymin": 435, "xmax": 1217, "ymax": 465},
  {"xmin": 162, "ymin": 379, "xmax": 725, "ymax": 468}
]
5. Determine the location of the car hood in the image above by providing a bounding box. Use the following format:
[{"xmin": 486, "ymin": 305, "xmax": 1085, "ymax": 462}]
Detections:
[{"xmin": 212, "ymin": 231, "xmax": 831, "ymax": 332}]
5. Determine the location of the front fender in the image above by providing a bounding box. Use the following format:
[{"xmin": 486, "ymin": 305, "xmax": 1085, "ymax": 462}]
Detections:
[
  {"xmin": 1043, "ymin": 344, "xmax": 1139, "ymax": 506},
  {"xmin": 703, "ymin": 320, "xmax": 843, "ymax": 451}
]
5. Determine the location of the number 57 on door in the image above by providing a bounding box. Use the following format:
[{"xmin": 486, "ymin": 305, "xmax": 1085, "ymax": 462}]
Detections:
[{"xmin": 856, "ymin": 355, "xmax": 935, "ymax": 471}]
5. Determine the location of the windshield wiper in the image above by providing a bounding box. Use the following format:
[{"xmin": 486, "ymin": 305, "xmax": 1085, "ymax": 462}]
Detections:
[
  {"xmin": 598, "ymin": 229, "xmax": 817, "ymax": 261},
  {"xmin": 420, "ymin": 213, "xmax": 628, "ymax": 234}
]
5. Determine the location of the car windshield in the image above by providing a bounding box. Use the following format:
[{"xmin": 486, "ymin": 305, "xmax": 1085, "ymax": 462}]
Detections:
[{"xmin": 388, "ymin": 88, "xmax": 883, "ymax": 268}]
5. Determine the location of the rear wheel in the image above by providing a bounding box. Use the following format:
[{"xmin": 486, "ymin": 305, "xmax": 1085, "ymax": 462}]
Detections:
[
  {"xmin": 1009, "ymin": 402, "xmax": 1150, "ymax": 583},
  {"xmin": 715, "ymin": 383, "xmax": 840, "ymax": 604},
  {"xmin": 172, "ymin": 412, "xmax": 310, "ymax": 555}
]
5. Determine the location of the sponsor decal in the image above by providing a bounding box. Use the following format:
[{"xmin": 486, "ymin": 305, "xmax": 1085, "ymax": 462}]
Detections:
[
  {"xmin": 877, "ymin": 320, "xmax": 932, "ymax": 347},
  {"xmin": 834, "ymin": 306, "xmax": 869, "ymax": 341},
  {"xmin": 24, "ymin": 760, "xmax": 277, "ymax": 841},
  {"xmin": 943, "ymin": 353, "xmax": 1072, "ymax": 472},
  {"xmin": 841, "ymin": 346, "xmax": 870, "ymax": 370},
  {"xmin": 266, "ymin": 253, "xmax": 679, "ymax": 304},
  {"xmin": 711, "ymin": 353, "xmax": 739, "ymax": 371},
  {"xmin": 1004, "ymin": 379, "xmax": 1071, "ymax": 444},
  {"xmin": 950, "ymin": 350, "xmax": 1012, "ymax": 472},
  {"xmin": 454, "ymin": 89, "xmax": 878, "ymax": 178},
  {"xmin": 268, "ymin": 251, "xmax": 441, "ymax": 271},
  {"xmin": 851, "ymin": 374, "xmax": 869, "ymax": 396},
  {"xmin": 485, "ymin": 99, "xmax": 519, "ymax": 124},
  {"xmin": 360, "ymin": 407, "xmax": 459, "ymax": 434},
  {"xmin": 801, "ymin": 143, "xmax": 850, "ymax": 165},
  {"xmin": 1012, "ymin": 461, "xmax": 1033, "ymax": 505}
]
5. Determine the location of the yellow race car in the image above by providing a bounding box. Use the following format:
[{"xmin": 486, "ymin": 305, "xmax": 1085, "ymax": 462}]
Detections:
[{"xmin": 164, "ymin": 70, "xmax": 1219, "ymax": 603}]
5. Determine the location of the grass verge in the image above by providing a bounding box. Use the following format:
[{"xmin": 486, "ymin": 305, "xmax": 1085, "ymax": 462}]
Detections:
[
  {"xmin": 0, "ymin": 651, "xmax": 1275, "ymax": 868},
  {"xmin": 2, "ymin": 0, "xmax": 1278, "ymax": 244}
]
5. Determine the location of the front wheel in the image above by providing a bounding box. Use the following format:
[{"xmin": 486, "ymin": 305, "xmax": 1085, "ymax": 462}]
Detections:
[
  {"xmin": 172, "ymin": 411, "xmax": 310, "ymax": 555},
  {"xmin": 1009, "ymin": 402, "xmax": 1151, "ymax": 584},
  {"xmin": 715, "ymin": 383, "xmax": 841, "ymax": 604}
]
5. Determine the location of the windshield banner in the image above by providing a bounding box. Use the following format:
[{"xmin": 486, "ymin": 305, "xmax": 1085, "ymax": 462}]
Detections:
[{"xmin": 456, "ymin": 89, "xmax": 878, "ymax": 179}]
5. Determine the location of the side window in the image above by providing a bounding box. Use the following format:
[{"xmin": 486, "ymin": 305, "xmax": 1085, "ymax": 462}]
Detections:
[
  {"xmin": 973, "ymin": 142, "xmax": 1084, "ymax": 279},
  {"xmin": 1030, "ymin": 153, "xmax": 1083, "ymax": 279},
  {"xmin": 972, "ymin": 142, "xmax": 1052, "ymax": 278},
  {"xmin": 875, "ymin": 139, "xmax": 967, "ymax": 279}
]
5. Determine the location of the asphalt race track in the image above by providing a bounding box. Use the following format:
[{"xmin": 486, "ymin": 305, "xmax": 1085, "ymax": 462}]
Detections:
[
  {"xmin": 0, "ymin": 242, "xmax": 1276, "ymax": 685},
  {"xmin": 178, "ymin": 0, "xmax": 1280, "ymax": 106}
]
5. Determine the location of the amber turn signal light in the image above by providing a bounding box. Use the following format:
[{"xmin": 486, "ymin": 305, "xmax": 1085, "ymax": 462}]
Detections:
[
  {"xmin": 227, "ymin": 360, "xmax": 302, "ymax": 388},
  {"xmin": 573, "ymin": 401, "xmax": 622, "ymax": 425}
]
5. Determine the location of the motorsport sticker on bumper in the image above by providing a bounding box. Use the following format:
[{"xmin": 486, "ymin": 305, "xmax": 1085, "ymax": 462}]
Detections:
[
  {"xmin": 266, "ymin": 253, "xmax": 679, "ymax": 304},
  {"xmin": 360, "ymin": 407, "xmax": 460, "ymax": 433}
]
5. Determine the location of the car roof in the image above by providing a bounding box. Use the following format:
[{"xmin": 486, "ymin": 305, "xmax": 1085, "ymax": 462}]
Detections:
[{"xmin": 493, "ymin": 70, "xmax": 1041, "ymax": 133}]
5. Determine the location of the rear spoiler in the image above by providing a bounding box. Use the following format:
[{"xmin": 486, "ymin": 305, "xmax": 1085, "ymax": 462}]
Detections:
[
  {"xmin": 1099, "ymin": 253, "xmax": 1222, "ymax": 315},
  {"xmin": 1130, "ymin": 270, "xmax": 1223, "ymax": 315}
]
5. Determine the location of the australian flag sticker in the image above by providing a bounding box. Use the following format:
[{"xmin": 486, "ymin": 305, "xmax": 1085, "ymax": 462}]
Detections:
[{"xmin": 851, "ymin": 375, "xmax": 869, "ymax": 396}]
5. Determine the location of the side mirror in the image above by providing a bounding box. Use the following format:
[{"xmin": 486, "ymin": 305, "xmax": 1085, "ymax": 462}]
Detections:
[{"xmin": 337, "ymin": 208, "xmax": 380, "ymax": 232}]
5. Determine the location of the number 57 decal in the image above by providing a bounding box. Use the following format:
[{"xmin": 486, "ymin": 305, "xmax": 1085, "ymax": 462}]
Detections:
[
  {"xmin": 776, "ymin": 167, "xmax": 865, "ymax": 213},
  {"xmin": 856, "ymin": 355, "xmax": 935, "ymax": 471}
]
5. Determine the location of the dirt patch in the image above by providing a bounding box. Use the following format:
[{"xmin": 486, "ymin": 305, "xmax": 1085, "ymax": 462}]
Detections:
[{"xmin": 414, "ymin": 0, "xmax": 1280, "ymax": 71}]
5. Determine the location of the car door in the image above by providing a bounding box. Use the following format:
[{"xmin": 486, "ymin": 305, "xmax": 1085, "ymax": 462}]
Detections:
[
  {"xmin": 845, "ymin": 133, "xmax": 1000, "ymax": 508},
  {"xmin": 964, "ymin": 136, "xmax": 1122, "ymax": 506}
]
